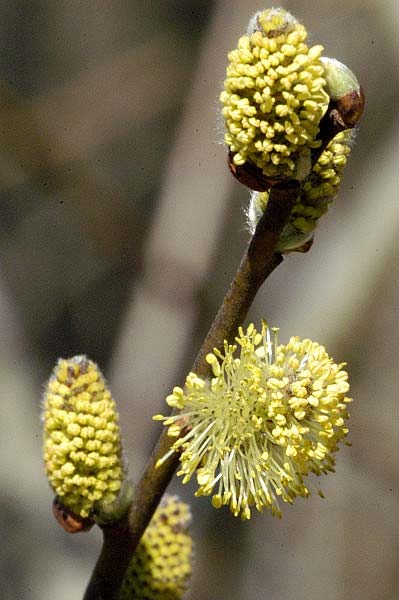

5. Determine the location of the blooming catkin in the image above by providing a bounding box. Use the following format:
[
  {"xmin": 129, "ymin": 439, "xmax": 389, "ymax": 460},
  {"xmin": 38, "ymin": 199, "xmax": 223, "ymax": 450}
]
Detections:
[
  {"xmin": 220, "ymin": 8, "xmax": 329, "ymax": 180},
  {"xmin": 154, "ymin": 323, "xmax": 351, "ymax": 520},
  {"xmin": 43, "ymin": 356, "xmax": 126, "ymax": 519},
  {"xmin": 248, "ymin": 129, "xmax": 354, "ymax": 251},
  {"xmin": 119, "ymin": 495, "xmax": 193, "ymax": 600}
]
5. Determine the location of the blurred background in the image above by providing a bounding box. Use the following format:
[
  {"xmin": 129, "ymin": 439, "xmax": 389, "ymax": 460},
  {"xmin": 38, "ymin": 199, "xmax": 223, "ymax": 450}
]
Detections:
[{"xmin": 0, "ymin": 1, "xmax": 398, "ymax": 598}]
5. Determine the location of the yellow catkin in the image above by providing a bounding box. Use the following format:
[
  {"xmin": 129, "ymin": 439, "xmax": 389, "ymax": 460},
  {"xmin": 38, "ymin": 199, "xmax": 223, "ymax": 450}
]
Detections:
[
  {"xmin": 43, "ymin": 355, "xmax": 125, "ymax": 518},
  {"xmin": 119, "ymin": 495, "xmax": 193, "ymax": 600},
  {"xmin": 220, "ymin": 8, "xmax": 329, "ymax": 179},
  {"xmin": 155, "ymin": 323, "xmax": 351, "ymax": 520},
  {"xmin": 248, "ymin": 130, "xmax": 354, "ymax": 251}
]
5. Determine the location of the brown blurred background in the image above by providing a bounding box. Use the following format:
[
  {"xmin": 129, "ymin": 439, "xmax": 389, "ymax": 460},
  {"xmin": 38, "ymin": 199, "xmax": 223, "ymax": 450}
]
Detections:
[{"xmin": 0, "ymin": 1, "xmax": 398, "ymax": 598}]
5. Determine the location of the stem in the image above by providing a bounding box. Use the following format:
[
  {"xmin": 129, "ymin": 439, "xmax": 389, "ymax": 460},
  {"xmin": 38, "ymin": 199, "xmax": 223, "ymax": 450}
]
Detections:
[
  {"xmin": 193, "ymin": 182, "xmax": 298, "ymax": 370},
  {"xmin": 84, "ymin": 183, "xmax": 297, "ymax": 600},
  {"xmin": 84, "ymin": 96, "xmax": 358, "ymax": 599}
]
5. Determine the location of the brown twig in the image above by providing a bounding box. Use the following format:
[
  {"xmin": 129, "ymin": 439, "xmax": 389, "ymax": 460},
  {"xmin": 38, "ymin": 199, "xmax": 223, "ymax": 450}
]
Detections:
[
  {"xmin": 83, "ymin": 94, "xmax": 362, "ymax": 599},
  {"xmin": 83, "ymin": 184, "xmax": 296, "ymax": 600}
]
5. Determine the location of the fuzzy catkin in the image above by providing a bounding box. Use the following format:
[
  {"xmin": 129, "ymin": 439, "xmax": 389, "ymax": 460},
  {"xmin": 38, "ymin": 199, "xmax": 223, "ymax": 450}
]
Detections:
[
  {"xmin": 119, "ymin": 495, "xmax": 193, "ymax": 600},
  {"xmin": 155, "ymin": 323, "xmax": 351, "ymax": 519},
  {"xmin": 248, "ymin": 130, "xmax": 354, "ymax": 251},
  {"xmin": 43, "ymin": 355, "xmax": 125, "ymax": 519},
  {"xmin": 220, "ymin": 8, "xmax": 329, "ymax": 180}
]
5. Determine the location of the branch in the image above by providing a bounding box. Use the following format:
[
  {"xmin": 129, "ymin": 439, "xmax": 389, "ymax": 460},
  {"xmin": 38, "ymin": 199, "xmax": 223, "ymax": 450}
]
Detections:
[
  {"xmin": 83, "ymin": 95, "xmax": 360, "ymax": 599},
  {"xmin": 83, "ymin": 184, "xmax": 296, "ymax": 600}
]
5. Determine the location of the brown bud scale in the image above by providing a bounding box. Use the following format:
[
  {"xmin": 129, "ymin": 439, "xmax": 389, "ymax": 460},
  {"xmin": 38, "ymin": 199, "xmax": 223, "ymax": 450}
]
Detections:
[
  {"xmin": 227, "ymin": 152, "xmax": 282, "ymax": 192},
  {"xmin": 335, "ymin": 85, "xmax": 365, "ymax": 128},
  {"xmin": 52, "ymin": 496, "xmax": 94, "ymax": 533}
]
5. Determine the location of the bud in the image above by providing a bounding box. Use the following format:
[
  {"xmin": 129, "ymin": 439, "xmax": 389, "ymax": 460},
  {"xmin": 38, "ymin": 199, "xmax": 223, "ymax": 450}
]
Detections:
[
  {"xmin": 42, "ymin": 356, "xmax": 128, "ymax": 521},
  {"xmin": 321, "ymin": 57, "xmax": 360, "ymax": 100},
  {"xmin": 321, "ymin": 57, "xmax": 364, "ymax": 127},
  {"xmin": 119, "ymin": 495, "xmax": 193, "ymax": 600}
]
